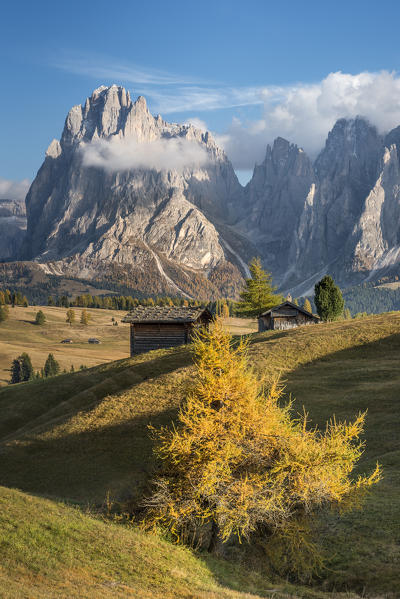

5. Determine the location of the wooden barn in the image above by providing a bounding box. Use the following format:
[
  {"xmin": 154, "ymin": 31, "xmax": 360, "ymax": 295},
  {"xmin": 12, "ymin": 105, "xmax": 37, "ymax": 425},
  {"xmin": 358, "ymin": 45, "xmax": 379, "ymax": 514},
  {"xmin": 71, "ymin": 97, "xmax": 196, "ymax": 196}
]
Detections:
[
  {"xmin": 258, "ymin": 301, "xmax": 319, "ymax": 331},
  {"xmin": 122, "ymin": 306, "xmax": 213, "ymax": 355}
]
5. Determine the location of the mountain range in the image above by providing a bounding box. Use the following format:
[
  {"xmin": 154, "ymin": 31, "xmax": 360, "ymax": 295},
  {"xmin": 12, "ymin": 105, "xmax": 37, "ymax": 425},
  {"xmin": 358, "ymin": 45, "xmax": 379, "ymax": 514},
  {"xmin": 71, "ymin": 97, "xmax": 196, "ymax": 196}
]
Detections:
[{"xmin": 3, "ymin": 85, "xmax": 400, "ymax": 299}]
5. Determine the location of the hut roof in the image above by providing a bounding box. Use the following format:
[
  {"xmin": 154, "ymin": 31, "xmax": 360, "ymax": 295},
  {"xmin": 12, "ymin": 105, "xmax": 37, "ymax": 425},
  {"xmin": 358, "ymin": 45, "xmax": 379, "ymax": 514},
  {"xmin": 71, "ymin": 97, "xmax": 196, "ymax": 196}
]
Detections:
[
  {"xmin": 259, "ymin": 300, "xmax": 319, "ymax": 319},
  {"xmin": 122, "ymin": 306, "xmax": 212, "ymax": 324}
]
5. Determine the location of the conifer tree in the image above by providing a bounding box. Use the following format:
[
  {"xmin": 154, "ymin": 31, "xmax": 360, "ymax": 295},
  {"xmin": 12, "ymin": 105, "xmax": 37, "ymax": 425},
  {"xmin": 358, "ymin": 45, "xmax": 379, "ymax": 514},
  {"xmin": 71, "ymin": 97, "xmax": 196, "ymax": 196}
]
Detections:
[
  {"xmin": 303, "ymin": 298, "xmax": 312, "ymax": 314},
  {"xmin": 35, "ymin": 310, "xmax": 46, "ymax": 325},
  {"xmin": 145, "ymin": 321, "xmax": 380, "ymax": 569},
  {"xmin": 314, "ymin": 275, "xmax": 344, "ymax": 321},
  {"xmin": 19, "ymin": 353, "xmax": 34, "ymax": 382},
  {"xmin": 236, "ymin": 257, "xmax": 283, "ymax": 317},
  {"xmin": 44, "ymin": 353, "xmax": 60, "ymax": 377},
  {"xmin": 10, "ymin": 358, "xmax": 21, "ymax": 384}
]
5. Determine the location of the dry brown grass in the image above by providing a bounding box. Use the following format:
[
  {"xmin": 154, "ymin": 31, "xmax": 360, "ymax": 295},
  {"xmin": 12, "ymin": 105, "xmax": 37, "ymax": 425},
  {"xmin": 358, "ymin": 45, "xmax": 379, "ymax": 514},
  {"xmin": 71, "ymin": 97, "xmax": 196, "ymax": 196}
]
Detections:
[
  {"xmin": 0, "ymin": 306, "xmax": 255, "ymax": 386},
  {"xmin": 0, "ymin": 305, "xmax": 131, "ymax": 385}
]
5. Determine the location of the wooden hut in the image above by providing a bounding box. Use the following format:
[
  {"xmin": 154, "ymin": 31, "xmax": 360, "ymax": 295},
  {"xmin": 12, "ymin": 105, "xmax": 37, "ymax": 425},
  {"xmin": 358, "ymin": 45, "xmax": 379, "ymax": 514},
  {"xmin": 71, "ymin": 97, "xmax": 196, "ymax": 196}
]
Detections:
[
  {"xmin": 258, "ymin": 301, "xmax": 319, "ymax": 332},
  {"xmin": 122, "ymin": 306, "xmax": 213, "ymax": 355}
]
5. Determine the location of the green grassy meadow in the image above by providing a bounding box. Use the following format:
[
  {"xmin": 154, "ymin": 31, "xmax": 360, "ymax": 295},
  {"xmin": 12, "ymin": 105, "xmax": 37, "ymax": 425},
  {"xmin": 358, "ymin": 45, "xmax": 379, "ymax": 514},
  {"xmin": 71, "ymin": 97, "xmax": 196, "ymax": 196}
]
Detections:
[{"xmin": 0, "ymin": 313, "xmax": 399, "ymax": 597}]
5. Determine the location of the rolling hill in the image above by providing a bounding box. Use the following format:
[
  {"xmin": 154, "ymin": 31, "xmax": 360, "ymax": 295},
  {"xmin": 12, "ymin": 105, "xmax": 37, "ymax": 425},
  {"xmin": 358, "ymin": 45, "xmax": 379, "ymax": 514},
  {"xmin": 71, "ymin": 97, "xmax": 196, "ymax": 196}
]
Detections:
[{"xmin": 0, "ymin": 314, "xmax": 399, "ymax": 597}]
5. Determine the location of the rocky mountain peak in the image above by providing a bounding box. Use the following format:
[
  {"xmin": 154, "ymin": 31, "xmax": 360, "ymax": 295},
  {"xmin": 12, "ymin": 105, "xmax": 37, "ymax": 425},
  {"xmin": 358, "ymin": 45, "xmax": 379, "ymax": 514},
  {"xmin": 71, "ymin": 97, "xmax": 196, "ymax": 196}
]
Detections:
[
  {"xmin": 315, "ymin": 117, "xmax": 382, "ymax": 182},
  {"xmin": 20, "ymin": 85, "xmax": 247, "ymax": 297}
]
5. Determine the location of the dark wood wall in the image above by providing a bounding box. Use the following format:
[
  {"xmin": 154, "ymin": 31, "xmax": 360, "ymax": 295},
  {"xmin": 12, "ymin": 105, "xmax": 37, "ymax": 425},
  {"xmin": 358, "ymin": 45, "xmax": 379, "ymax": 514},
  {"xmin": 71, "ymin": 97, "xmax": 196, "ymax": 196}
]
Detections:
[{"xmin": 130, "ymin": 323, "xmax": 190, "ymax": 355}]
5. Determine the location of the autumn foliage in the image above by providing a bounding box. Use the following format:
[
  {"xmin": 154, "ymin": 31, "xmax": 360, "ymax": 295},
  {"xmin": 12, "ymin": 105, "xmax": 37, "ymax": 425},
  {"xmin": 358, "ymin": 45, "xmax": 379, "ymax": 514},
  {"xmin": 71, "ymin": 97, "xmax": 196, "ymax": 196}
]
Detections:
[{"xmin": 144, "ymin": 321, "xmax": 380, "ymax": 572}]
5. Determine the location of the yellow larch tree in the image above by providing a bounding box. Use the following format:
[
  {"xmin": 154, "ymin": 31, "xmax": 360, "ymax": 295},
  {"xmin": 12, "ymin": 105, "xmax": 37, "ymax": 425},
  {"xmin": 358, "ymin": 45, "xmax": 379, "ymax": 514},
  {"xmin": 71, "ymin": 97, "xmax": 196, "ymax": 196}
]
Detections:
[{"xmin": 144, "ymin": 321, "xmax": 380, "ymax": 574}]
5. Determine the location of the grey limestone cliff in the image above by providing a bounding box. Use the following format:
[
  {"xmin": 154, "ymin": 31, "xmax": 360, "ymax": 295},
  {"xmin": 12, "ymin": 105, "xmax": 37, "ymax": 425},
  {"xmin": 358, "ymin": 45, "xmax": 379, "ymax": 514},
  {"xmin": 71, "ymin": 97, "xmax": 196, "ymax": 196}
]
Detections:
[{"xmin": 22, "ymin": 85, "xmax": 248, "ymax": 298}]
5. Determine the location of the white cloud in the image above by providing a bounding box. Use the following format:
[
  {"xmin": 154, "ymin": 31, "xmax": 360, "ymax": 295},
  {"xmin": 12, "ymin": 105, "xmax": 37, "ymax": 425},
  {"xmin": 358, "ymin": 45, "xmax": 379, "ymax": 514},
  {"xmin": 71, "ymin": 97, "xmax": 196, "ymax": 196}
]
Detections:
[
  {"xmin": 219, "ymin": 71, "xmax": 400, "ymax": 169},
  {"xmin": 0, "ymin": 177, "xmax": 30, "ymax": 201},
  {"xmin": 184, "ymin": 117, "xmax": 208, "ymax": 131},
  {"xmin": 55, "ymin": 54, "xmax": 215, "ymax": 87},
  {"xmin": 55, "ymin": 54, "xmax": 265, "ymax": 113},
  {"xmin": 54, "ymin": 57, "xmax": 400, "ymax": 170},
  {"xmin": 145, "ymin": 86, "xmax": 265, "ymax": 114},
  {"xmin": 81, "ymin": 136, "xmax": 209, "ymax": 172}
]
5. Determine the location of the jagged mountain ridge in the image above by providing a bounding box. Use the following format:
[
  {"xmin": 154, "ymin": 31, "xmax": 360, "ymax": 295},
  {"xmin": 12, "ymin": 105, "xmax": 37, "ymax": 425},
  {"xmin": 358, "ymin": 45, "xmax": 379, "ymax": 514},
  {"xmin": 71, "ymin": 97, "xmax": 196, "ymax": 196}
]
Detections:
[
  {"xmin": 242, "ymin": 117, "xmax": 400, "ymax": 295},
  {"xmin": 16, "ymin": 85, "xmax": 400, "ymax": 298}
]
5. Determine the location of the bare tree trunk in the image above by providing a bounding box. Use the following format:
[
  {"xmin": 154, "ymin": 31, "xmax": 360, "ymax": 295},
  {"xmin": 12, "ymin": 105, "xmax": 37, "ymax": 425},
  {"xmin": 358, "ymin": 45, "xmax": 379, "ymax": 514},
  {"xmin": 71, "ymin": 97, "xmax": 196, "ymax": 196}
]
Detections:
[{"xmin": 208, "ymin": 520, "xmax": 225, "ymax": 555}]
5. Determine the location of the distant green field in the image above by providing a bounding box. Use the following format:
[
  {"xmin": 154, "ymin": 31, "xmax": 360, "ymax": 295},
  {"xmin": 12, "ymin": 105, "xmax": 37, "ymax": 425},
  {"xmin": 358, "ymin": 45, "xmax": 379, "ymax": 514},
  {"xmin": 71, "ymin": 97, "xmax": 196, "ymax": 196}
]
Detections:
[{"xmin": 0, "ymin": 313, "xmax": 400, "ymax": 597}]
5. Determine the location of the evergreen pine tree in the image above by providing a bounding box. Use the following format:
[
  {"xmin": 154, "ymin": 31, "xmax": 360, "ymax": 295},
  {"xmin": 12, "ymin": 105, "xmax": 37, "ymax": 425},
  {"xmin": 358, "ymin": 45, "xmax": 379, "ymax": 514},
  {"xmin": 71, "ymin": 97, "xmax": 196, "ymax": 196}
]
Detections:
[
  {"xmin": 314, "ymin": 276, "xmax": 344, "ymax": 321},
  {"xmin": 236, "ymin": 257, "xmax": 283, "ymax": 317},
  {"xmin": 10, "ymin": 358, "xmax": 21, "ymax": 384},
  {"xmin": 35, "ymin": 310, "xmax": 46, "ymax": 325},
  {"xmin": 20, "ymin": 353, "xmax": 34, "ymax": 382},
  {"xmin": 44, "ymin": 353, "xmax": 60, "ymax": 377}
]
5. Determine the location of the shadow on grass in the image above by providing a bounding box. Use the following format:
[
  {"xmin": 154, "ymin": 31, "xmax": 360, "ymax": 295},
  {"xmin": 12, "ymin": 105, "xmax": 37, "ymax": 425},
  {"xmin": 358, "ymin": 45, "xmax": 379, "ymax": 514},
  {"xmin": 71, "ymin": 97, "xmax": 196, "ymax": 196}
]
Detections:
[
  {"xmin": 0, "ymin": 406, "xmax": 179, "ymax": 506},
  {"xmin": 0, "ymin": 347, "xmax": 192, "ymax": 443}
]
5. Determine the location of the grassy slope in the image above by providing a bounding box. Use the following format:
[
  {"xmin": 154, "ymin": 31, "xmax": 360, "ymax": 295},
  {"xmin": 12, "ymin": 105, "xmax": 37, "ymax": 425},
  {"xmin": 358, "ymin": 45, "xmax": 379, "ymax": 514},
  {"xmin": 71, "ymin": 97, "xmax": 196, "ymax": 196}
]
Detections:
[
  {"xmin": 0, "ymin": 313, "xmax": 400, "ymax": 596},
  {"xmin": 2, "ymin": 486, "xmax": 315, "ymax": 599}
]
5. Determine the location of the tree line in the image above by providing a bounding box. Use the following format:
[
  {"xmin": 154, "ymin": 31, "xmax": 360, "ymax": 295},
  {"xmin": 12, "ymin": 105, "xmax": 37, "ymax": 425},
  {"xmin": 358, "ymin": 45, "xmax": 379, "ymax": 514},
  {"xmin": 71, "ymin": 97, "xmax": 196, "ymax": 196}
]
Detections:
[
  {"xmin": 0, "ymin": 260, "xmax": 364, "ymax": 325},
  {"xmin": 10, "ymin": 352, "xmax": 87, "ymax": 384},
  {"xmin": 10, "ymin": 353, "xmax": 60, "ymax": 383}
]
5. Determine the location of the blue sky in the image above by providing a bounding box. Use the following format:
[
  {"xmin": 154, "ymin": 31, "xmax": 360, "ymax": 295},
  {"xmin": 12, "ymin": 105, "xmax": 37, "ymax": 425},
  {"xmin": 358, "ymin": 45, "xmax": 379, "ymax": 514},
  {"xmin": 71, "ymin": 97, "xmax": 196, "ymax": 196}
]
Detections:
[{"xmin": 2, "ymin": 0, "xmax": 400, "ymax": 193}]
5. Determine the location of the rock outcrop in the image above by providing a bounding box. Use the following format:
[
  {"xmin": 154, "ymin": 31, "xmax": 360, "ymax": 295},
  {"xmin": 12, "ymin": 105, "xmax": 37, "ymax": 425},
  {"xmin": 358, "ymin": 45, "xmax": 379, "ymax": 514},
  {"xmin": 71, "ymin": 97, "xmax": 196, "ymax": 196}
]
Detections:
[
  {"xmin": 240, "ymin": 137, "xmax": 314, "ymax": 277},
  {"xmin": 0, "ymin": 199, "xmax": 26, "ymax": 260}
]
